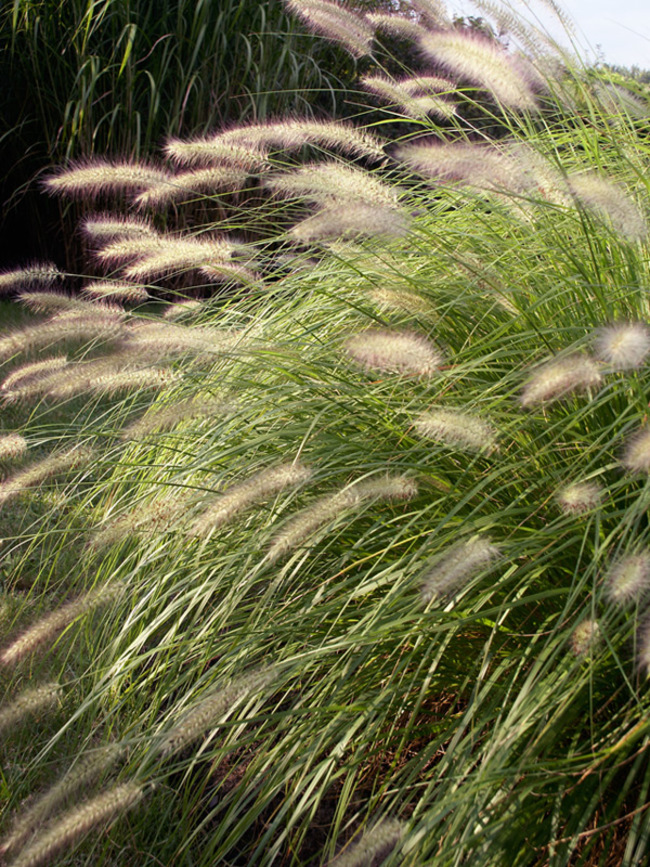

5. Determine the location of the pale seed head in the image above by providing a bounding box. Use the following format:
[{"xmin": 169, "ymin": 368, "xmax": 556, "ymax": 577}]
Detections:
[
  {"xmin": 345, "ymin": 329, "xmax": 442, "ymax": 378},
  {"xmin": 556, "ymin": 480, "xmax": 603, "ymax": 514},
  {"xmin": 605, "ymin": 551, "xmax": 650, "ymax": 606},
  {"xmin": 520, "ymin": 355, "xmax": 602, "ymax": 408},
  {"xmin": 412, "ymin": 409, "xmax": 498, "ymax": 453},
  {"xmin": 621, "ymin": 426, "xmax": 650, "ymax": 474},
  {"xmin": 592, "ymin": 322, "xmax": 650, "ymax": 370}
]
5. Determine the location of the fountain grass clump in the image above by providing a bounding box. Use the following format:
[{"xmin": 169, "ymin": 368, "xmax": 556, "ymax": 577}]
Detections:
[{"xmin": 1, "ymin": 1, "xmax": 650, "ymax": 864}]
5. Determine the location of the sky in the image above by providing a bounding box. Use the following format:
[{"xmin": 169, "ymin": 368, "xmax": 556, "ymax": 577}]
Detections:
[{"xmin": 450, "ymin": 0, "xmax": 650, "ymax": 69}]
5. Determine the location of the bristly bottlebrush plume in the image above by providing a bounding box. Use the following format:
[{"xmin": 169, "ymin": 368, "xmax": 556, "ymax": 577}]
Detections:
[
  {"xmin": 1, "ymin": 356, "xmax": 69, "ymax": 397},
  {"xmin": 285, "ymin": 0, "xmax": 375, "ymax": 58},
  {"xmin": 637, "ymin": 613, "xmax": 650, "ymax": 674},
  {"xmin": 0, "ymin": 583, "xmax": 123, "ymax": 666},
  {"xmin": 330, "ymin": 818, "xmax": 405, "ymax": 867},
  {"xmin": 0, "ymin": 445, "xmax": 93, "ymax": 507},
  {"xmin": 361, "ymin": 74, "xmax": 457, "ymax": 119},
  {"xmin": 0, "ymin": 682, "xmax": 61, "ymax": 735},
  {"xmin": 290, "ymin": 202, "xmax": 408, "ymax": 242},
  {"xmin": 120, "ymin": 320, "xmax": 243, "ymax": 361},
  {"xmin": 8, "ymin": 782, "xmax": 144, "ymax": 867},
  {"xmin": 158, "ymin": 667, "xmax": 278, "ymax": 756},
  {"xmin": 395, "ymin": 141, "xmax": 525, "ymax": 193},
  {"xmin": 134, "ymin": 166, "xmax": 251, "ymax": 208},
  {"xmin": 421, "ymin": 536, "xmax": 500, "ymax": 603},
  {"xmin": 0, "ymin": 433, "xmax": 28, "ymax": 461},
  {"xmin": 0, "ymin": 743, "xmax": 124, "ymax": 860},
  {"xmin": 120, "ymin": 236, "xmax": 247, "ymax": 281},
  {"xmin": 365, "ymin": 12, "xmax": 426, "ymax": 40},
  {"xmin": 32, "ymin": 358, "xmax": 179, "ymax": 401},
  {"xmin": 571, "ymin": 619, "xmax": 600, "ymax": 657},
  {"xmin": 94, "ymin": 235, "xmax": 165, "ymax": 267},
  {"xmin": 412, "ymin": 409, "xmax": 498, "ymax": 453},
  {"xmin": 266, "ymin": 475, "xmax": 417, "ymax": 563},
  {"xmin": 45, "ymin": 160, "xmax": 171, "ymax": 199},
  {"xmin": 596, "ymin": 83, "xmax": 649, "ymax": 119},
  {"xmin": 418, "ymin": 29, "xmax": 539, "ymax": 111},
  {"xmin": 213, "ymin": 119, "xmax": 385, "ymax": 160},
  {"xmin": 190, "ymin": 462, "xmax": 312, "ymax": 536},
  {"xmin": 81, "ymin": 280, "xmax": 149, "ymax": 304},
  {"xmin": 604, "ymin": 551, "xmax": 650, "ymax": 606},
  {"xmin": 409, "ymin": 0, "xmax": 451, "ymax": 27},
  {"xmin": 620, "ymin": 426, "xmax": 650, "ymax": 474},
  {"xmin": 345, "ymin": 329, "xmax": 442, "ymax": 378},
  {"xmin": 568, "ymin": 172, "xmax": 648, "ymax": 242},
  {"xmin": 520, "ymin": 355, "xmax": 602, "ymax": 408},
  {"xmin": 164, "ymin": 137, "xmax": 268, "ymax": 170},
  {"xmin": 90, "ymin": 490, "xmax": 194, "ymax": 549},
  {"xmin": 162, "ymin": 300, "xmax": 203, "ymax": 320},
  {"xmin": 120, "ymin": 395, "xmax": 230, "ymax": 440},
  {"xmin": 80, "ymin": 214, "xmax": 158, "ymax": 242},
  {"xmin": 0, "ymin": 310, "xmax": 125, "ymax": 361},
  {"xmin": 592, "ymin": 321, "xmax": 650, "ymax": 370},
  {"xmin": 264, "ymin": 162, "xmax": 399, "ymax": 207},
  {"xmin": 17, "ymin": 290, "xmax": 121, "ymax": 317},
  {"xmin": 556, "ymin": 480, "xmax": 603, "ymax": 514},
  {"xmin": 0, "ymin": 263, "xmax": 62, "ymax": 294}
]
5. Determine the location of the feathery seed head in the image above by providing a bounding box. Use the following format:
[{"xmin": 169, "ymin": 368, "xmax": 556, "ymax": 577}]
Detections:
[
  {"xmin": 592, "ymin": 321, "xmax": 650, "ymax": 370},
  {"xmin": 0, "ymin": 433, "xmax": 28, "ymax": 461},
  {"xmin": 596, "ymin": 83, "xmax": 649, "ymax": 119},
  {"xmin": 38, "ymin": 359, "xmax": 179, "ymax": 401},
  {"xmin": 365, "ymin": 12, "xmax": 425, "ymax": 40},
  {"xmin": 419, "ymin": 30, "xmax": 538, "ymax": 111},
  {"xmin": 637, "ymin": 614, "xmax": 650, "ymax": 675},
  {"xmin": 345, "ymin": 329, "xmax": 442, "ymax": 378},
  {"xmin": 121, "ymin": 320, "xmax": 241, "ymax": 361},
  {"xmin": 605, "ymin": 551, "xmax": 650, "ymax": 605},
  {"xmin": 121, "ymin": 236, "xmax": 244, "ymax": 281},
  {"xmin": 568, "ymin": 173, "xmax": 647, "ymax": 242},
  {"xmin": 421, "ymin": 536, "xmax": 500, "ymax": 604},
  {"xmin": 556, "ymin": 480, "xmax": 603, "ymax": 514},
  {"xmin": 0, "ymin": 583, "xmax": 122, "ymax": 666},
  {"xmin": 0, "ymin": 751, "xmax": 121, "ymax": 858},
  {"xmin": 0, "ymin": 263, "xmax": 62, "ymax": 294},
  {"xmin": 291, "ymin": 203, "xmax": 408, "ymax": 242},
  {"xmin": 120, "ymin": 395, "xmax": 229, "ymax": 440},
  {"xmin": 413, "ymin": 409, "xmax": 497, "ymax": 453},
  {"xmin": 621, "ymin": 426, "xmax": 650, "ymax": 474},
  {"xmin": 159, "ymin": 667, "xmax": 278, "ymax": 756},
  {"xmin": 0, "ymin": 743, "xmax": 125, "ymax": 859},
  {"xmin": 264, "ymin": 162, "xmax": 399, "ymax": 208},
  {"xmin": 361, "ymin": 75, "xmax": 456, "ymax": 119},
  {"xmin": 45, "ymin": 159, "xmax": 171, "ymax": 199},
  {"xmin": 267, "ymin": 473, "xmax": 416, "ymax": 562},
  {"xmin": 396, "ymin": 141, "xmax": 525, "ymax": 193},
  {"xmin": 16, "ymin": 290, "xmax": 109, "ymax": 316},
  {"xmin": 0, "ymin": 445, "xmax": 93, "ymax": 507},
  {"xmin": 95, "ymin": 234, "xmax": 163, "ymax": 266},
  {"xmin": 1, "ymin": 356, "xmax": 68, "ymax": 397},
  {"xmin": 162, "ymin": 300, "xmax": 203, "ymax": 320},
  {"xmin": 330, "ymin": 818, "xmax": 405, "ymax": 867},
  {"xmin": 215, "ymin": 119, "xmax": 385, "ymax": 160},
  {"xmin": 90, "ymin": 490, "xmax": 194, "ymax": 549},
  {"xmin": 8, "ymin": 782, "xmax": 144, "ymax": 867},
  {"xmin": 81, "ymin": 214, "xmax": 157, "ymax": 242},
  {"xmin": 571, "ymin": 619, "xmax": 600, "ymax": 657},
  {"xmin": 190, "ymin": 462, "xmax": 312, "ymax": 536},
  {"xmin": 134, "ymin": 166, "xmax": 250, "ymax": 208},
  {"xmin": 410, "ymin": 0, "xmax": 451, "ymax": 27},
  {"xmin": 0, "ymin": 681, "xmax": 61, "ymax": 735},
  {"xmin": 81, "ymin": 280, "xmax": 149, "ymax": 304},
  {"xmin": 164, "ymin": 137, "xmax": 268, "ymax": 169},
  {"xmin": 286, "ymin": 0, "xmax": 375, "ymax": 58},
  {"xmin": 520, "ymin": 355, "xmax": 602, "ymax": 408}
]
